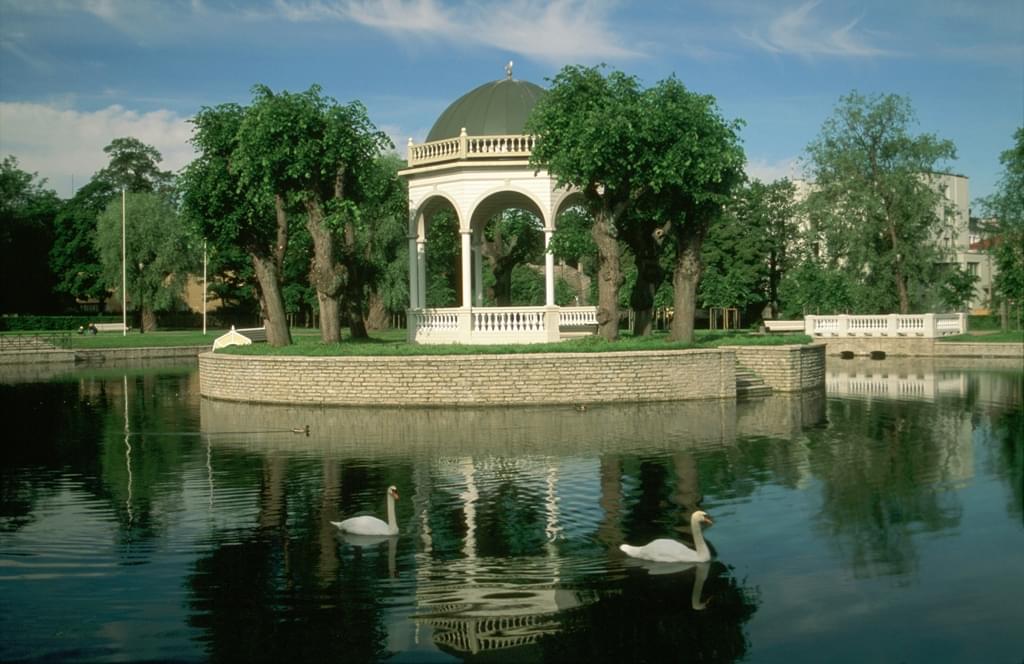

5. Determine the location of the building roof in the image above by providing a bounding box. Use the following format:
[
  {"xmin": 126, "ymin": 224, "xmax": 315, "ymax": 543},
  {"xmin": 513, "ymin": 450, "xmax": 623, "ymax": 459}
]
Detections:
[{"xmin": 426, "ymin": 78, "xmax": 546, "ymax": 142}]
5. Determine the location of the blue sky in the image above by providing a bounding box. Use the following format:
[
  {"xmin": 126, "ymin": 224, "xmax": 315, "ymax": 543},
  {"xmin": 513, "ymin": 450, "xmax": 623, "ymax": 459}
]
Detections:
[{"xmin": 1, "ymin": 0, "xmax": 1020, "ymax": 203}]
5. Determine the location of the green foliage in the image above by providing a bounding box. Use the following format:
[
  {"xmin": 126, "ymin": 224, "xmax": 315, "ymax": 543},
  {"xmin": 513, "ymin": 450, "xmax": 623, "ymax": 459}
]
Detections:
[
  {"xmin": 425, "ymin": 208, "xmax": 458, "ymax": 307},
  {"xmin": 51, "ymin": 137, "xmax": 175, "ymax": 304},
  {"xmin": 509, "ymin": 265, "xmax": 544, "ymax": 305},
  {"xmin": 95, "ymin": 192, "xmax": 199, "ymax": 325},
  {"xmin": 483, "ymin": 208, "xmax": 544, "ymax": 305},
  {"xmin": 0, "ymin": 156, "xmax": 62, "ymax": 313},
  {"xmin": 777, "ymin": 259, "xmax": 856, "ymax": 317},
  {"xmin": 937, "ymin": 265, "xmax": 980, "ymax": 312},
  {"xmin": 803, "ymin": 92, "xmax": 957, "ymax": 314},
  {"xmin": 0, "ymin": 315, "xmax": 121, "ymax": 331},
  {"xmin": 979, "ymin": 127, "xmax": 1024, "ymax": 324},
  {"xmin": 93, "ymin": 137, "xmax": 175, "ymax": 194}
]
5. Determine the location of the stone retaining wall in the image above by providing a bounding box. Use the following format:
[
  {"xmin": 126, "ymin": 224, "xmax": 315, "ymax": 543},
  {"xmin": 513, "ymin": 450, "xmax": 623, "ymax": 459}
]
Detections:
[
  {"xmin": 812, "ymin": 337, "xmax": 1023, "ymax": 358},
  {"xmin": 726, "ymin": 344, "xmax": 826, "ymax": 392},
  {"xmin": 199, "ymin": 349, "xmax": 738, "ymax": 406},
  {"xmin": 199, "ymin": 344, "xmax": 828, "ymax": 407}
]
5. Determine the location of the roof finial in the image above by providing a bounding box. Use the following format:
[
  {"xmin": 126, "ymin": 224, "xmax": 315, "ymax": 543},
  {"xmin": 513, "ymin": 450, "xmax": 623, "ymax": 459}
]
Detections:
[{"xmin": 505, "ymin": 60, "xmax": 514, "ymax": 80}]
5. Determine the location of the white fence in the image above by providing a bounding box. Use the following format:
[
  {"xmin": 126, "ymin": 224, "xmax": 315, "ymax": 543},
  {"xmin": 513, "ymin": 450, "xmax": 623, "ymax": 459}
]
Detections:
[
  {"xmin": 409, "ymin": 306, "xmax": 598, "ymax": 344},
  {"xmin": 802, "ymin": 313, "xmax": 966, "ymax": 338}
]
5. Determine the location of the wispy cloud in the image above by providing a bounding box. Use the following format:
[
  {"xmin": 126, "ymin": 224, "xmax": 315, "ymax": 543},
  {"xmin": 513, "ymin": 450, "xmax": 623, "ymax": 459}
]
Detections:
[
  {"xmin": 277, "ymin": 0, "xmax": 641, "ymax": 62},
  {"xmin": 741, "ymin": 1, "xmax": 891, "ymax": 58},
  {"xmin": 0, "ymin": 101, "xmax": 194, "ymax": 198},
  {"xmin": 745, "ymin": 155, "xmax": 802, "ymax": 183}
]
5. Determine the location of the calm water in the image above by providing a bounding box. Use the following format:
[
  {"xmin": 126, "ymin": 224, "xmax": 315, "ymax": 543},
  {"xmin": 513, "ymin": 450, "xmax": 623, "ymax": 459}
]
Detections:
[{"xmin": 1, "ymin": 357, "xmax": 1021, "ymax": 663}]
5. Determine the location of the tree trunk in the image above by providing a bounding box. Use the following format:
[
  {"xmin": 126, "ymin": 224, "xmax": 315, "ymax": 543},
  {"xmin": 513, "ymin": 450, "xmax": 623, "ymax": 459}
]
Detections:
[
  {"xmin": 306, "ymin": 202, "xmax": 345, "ymax": 343},
  {"xmin": 592, "ymin": 213, "xmax": 623, "ymax": 340},
  {"xmin": 317, "ymin": 290, "xmax": 342, "ymax": 341},
  {"xmin": 251, "ymin": 254, "xmax": 292, "ymax": 346},
  {"xmin": 895, "ymin": 268, "xmax": 910, "ymax": 314},
  {"xmin": 629, "ymin": 249, "xmax": 663, "ymax": 337},
  {"xmin": 365, "ymin": 291, "xmax": 390, "ymax": 331},
  {"xmin": 141, "ymin": 307, "xmax": 158, "ymax": 332},
  {"xmin": 670, "ymin": 223, "xmax": 705, "ymax": 343}
]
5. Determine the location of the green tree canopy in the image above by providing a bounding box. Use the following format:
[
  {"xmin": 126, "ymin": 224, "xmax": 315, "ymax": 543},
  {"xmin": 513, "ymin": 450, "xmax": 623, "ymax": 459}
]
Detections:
[
  {"xmin": 979, "ymin": 127, "xmax": 1024, "ymax": 329},
  {"xmin": 51, "ymin": 137, "xmax": 174, "ymax": 305},
  {"xmin": 803, "ymin": 92, "xmax": 957, "ymax": 314},
  {"xmin": 0, "ymin": 156, "xmax": 62, "ymax": 313},
  {"xmin": 529, "ymin": 67, "xmax": 745, "ymax": 342},
  {"xmin": 701, "ymin": 178, "xmax": 800, "ymax": 320},
  {"xmin": 235, "ymin": 84, "xmax": 391, "ymax": 342},
  {"xmin": 180, "ymin": 102, "xmax": 294, "ymax": 345},
  {"xmin": 95, "ymin": 192, "xmax": 198, "ymax": 331}
]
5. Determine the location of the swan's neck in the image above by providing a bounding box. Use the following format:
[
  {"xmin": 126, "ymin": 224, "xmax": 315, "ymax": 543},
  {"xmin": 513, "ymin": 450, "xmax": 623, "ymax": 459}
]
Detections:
[
  {"xmin": 386, "ymin": 494, "xmax": 397, "ymax": 532},
  {"xmin": 692, "ymin": 517, "xmax": 711, "ymax": 562}
]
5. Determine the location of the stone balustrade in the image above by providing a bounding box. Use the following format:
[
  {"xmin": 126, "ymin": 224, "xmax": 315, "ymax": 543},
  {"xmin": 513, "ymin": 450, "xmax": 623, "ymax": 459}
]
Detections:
[
  {"xmin": 804, "ymin": 313, "xmax": 966, "ymax": 338},
  {"xmin": 407, "ymin": 130, "xmax": 536, "ymax": 167}
]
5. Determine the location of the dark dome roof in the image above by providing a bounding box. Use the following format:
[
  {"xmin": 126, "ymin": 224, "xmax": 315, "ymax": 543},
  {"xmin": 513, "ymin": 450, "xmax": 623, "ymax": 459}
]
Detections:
[{"xmin": 426, "ymin": 78, "xmax": 546, "ymax": 142}]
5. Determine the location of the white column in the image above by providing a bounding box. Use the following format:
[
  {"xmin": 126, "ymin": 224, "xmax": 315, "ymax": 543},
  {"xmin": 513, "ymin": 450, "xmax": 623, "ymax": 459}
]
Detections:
[
  {"xmin": 544, "ymin": 229, "xmax": 555, "ymax": 307},
  {"xmin": 473, "ymin": 238, "xmax": 484, "ymax": 306},
  {"xmin": 461, "ymin": 231, "xmax": 472, "ymax": 308},
  {"xmin": 407, "ymin": 235, "xmax": 419, "ymax": 310},
  {"xmin": 416, "ymin": 240, "xmax": 427, "ymax": 308}
]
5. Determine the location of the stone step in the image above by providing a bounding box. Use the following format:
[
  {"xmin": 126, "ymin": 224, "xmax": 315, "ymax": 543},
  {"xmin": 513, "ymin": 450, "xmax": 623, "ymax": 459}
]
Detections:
[{"xmin": 735, "ymin": 365, "xmax": 771, "ymax": 399}]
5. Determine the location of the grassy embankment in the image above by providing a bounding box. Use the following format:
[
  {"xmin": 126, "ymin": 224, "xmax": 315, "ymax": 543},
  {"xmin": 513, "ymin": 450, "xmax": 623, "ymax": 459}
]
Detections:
[{"xmin": 4, "ymin": 327, "xmax": 813, "ymax": 354}]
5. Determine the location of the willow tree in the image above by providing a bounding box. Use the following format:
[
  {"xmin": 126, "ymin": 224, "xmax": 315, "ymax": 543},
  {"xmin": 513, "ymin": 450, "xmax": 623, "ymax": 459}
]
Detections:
[
  {"xmin": 95, "ymin": 192, "xmax": 197, "ymax": 331},
  {"xmin": 235, "ymin": 85, "xmax": 390, "ymax": 342},
  {"xmin": 804, "ymin": 92, "xmax": 957, "ymax": 314},
  {"xmin": 181, "ymin": 103, "xmax": 293, "ymax": 346}
]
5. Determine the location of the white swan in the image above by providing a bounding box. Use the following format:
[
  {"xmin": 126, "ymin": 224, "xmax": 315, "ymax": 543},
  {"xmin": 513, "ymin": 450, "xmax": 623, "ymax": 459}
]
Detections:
[
  {"xmin": 331, "ymin": 485, "xmax": 399, "ymax": 536},
  {"xmin": 619, "ymin": 510, "xmax": 714, "ymax": 563}
]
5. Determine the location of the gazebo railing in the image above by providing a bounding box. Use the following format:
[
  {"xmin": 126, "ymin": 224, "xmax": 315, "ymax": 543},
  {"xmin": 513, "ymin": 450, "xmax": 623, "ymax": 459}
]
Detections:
[
  {"xmin": 407, "ymin": 131, "xmax": 536, "ymax": 167},
  {"xmin": 409, "ymin": 306, "xmax": 598, "ymax": 344}
]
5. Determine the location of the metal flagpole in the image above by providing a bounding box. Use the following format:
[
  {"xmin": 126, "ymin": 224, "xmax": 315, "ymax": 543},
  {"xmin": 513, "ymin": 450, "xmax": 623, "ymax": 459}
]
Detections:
[
  {"xmin": 121, "ymin": 188, "xmax": 127, "ymax": 336},
  {"xmin": 202, "ymin": 241, "xmax": 207, "ymax": 335}
]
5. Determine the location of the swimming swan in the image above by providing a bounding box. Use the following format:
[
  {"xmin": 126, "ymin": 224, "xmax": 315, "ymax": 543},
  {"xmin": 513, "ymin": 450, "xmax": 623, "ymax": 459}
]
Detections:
[
  {"xmin": 619, "ymin": 510, "xmax": 714, "ymax": 563},
  {"xmin": 331, "ymin": 485, "xmax": 400, "ymax": 536}
]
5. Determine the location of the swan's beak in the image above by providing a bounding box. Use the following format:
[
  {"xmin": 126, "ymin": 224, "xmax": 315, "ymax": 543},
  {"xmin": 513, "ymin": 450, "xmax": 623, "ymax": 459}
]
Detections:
[
  {"xmin": 391, "ymin": 490, "xmax": 400, "ymax": 500},
  {"xmin": 702, "ymin": 515, "xmax": 714, "ymax": 526}
]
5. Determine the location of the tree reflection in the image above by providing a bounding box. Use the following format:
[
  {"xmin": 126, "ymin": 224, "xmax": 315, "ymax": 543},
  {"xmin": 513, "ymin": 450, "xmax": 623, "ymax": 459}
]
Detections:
[{"xmin": 806, "ymin": 399, "xmax": 967, "ymax": 578}]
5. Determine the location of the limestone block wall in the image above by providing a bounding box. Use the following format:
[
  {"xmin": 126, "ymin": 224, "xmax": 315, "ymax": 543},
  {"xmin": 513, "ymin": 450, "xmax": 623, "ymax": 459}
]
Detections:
[
  {"xmin": 813, "ymin": 337, "xmax": 1024, "ymax": 358},
  {"xmin": 726, "ymin": 344, "xmax": 826, "ymax": 392},
  {"xmin": 199, "ymin": 349, "xmax": 737, "ymax": 407}
]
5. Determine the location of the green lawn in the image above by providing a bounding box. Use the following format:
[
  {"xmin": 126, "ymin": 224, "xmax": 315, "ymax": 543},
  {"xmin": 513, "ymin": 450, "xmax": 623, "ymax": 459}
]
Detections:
[
  {"xmin": 219, "ymin": 328, "xmax": 813, "ymax": 356},
  {"xmin": 938, "ymin": 330, "xmax": 1024, "ymax": 343}
]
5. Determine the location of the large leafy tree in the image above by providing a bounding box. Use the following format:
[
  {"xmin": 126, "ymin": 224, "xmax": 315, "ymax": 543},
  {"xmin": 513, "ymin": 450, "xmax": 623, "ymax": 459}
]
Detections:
[
  {"xmin": 979, "ymin": 127, "xmax": 1024, "ymax": 329},
  {"xmin": 529, "ymin": 67, "xmax": 744, "ymax": 342},
  {"xmin": 235, "ymin": 84, "xmax": 390, "ymax": 342},
  {"xmin": 803, "ymin": 92, "xmax": 957, "ymax": 314},
  {"xmin": 637, "ymin": 77, "xmax": 745, "ymax": 342},
  {"xmin": 51, "ymin": 137, "xmax": 174, "ymax": 306},
  {"xmin": 181, "ymin": 103, "xmax": 293, "ymax": 346},
  {"xmin": 528, "ymin": 66, "xmax": 643, "ymax": 339},
  {"xmin": 701, "ymin": 178, "xmax": 800, "ymax": 320},
  {"xmin": 95, "ymin": 192, "xmax": 198, "ymax": 331},
  {"xmin": 0, "ymin": 156, "xmax": 62, "ymax": 313}
]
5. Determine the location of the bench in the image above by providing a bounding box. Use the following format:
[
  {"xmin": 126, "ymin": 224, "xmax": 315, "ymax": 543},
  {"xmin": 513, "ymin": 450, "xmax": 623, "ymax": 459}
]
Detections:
[
  {"xmin": 763, "ymin": 320, "xmax": 805, "ymax": 333},
  {"xmin": 212, "ymin": 325, "xmax": 267, "ymax": 350},
  {"xmin": 92, "ymin": 322, "xmax": 131, "ymax": 333}
]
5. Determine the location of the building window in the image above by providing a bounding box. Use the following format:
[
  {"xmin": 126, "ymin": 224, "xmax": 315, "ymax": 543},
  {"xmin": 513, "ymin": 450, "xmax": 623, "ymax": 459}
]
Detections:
[{"xmin": 967, "ymin": 262, "xmax": 979, "ymax": 276}]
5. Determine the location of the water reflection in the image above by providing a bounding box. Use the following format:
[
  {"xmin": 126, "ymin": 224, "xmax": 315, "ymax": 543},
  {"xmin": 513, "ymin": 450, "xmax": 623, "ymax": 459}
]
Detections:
[{"xmin": 2, "ymin": 361, "xmax": 1022, "ymax": 663}]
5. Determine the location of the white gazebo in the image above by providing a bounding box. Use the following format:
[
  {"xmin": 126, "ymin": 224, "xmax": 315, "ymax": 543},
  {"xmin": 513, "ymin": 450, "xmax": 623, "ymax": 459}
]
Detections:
[{"xmin": 399, "ymin": 67, "xmax": 596, "ymax": 344}]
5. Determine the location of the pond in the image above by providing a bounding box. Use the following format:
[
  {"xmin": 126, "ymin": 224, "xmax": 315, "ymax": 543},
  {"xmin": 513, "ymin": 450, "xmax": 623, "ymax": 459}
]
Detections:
[{"xmin": 1, "ymin": 357, "xmax": 1021, "ymax": 663}]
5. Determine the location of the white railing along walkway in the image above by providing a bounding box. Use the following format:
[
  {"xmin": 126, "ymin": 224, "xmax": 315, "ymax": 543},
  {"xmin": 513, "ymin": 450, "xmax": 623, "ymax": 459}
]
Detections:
[{"xmin": 797, "ymin": 313, "xmax": 966, "ymax": 338}]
